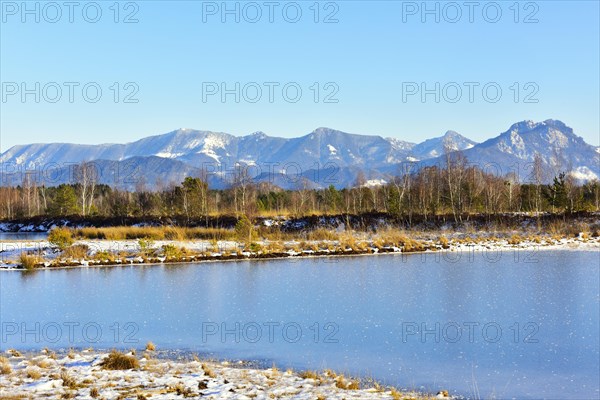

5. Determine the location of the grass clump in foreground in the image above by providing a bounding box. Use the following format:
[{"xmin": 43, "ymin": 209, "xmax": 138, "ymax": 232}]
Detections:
[
  {"xmin": 201, "ymin": 363, "xmax": 217, "ymax": 378},
  {"xmin": 0, "ymin": 356, "xmax": 12, "ymax": 375},
  {"xmin": 99, "ymin": 350, "xmax": 139, "ymax": 370},
  {"xmin": 26, "ymin": 368, "xmax": 42, "ymax": 380},
  {"xmin": 19, "ymin": 253, "xmax": 42, "ymax": 270}
]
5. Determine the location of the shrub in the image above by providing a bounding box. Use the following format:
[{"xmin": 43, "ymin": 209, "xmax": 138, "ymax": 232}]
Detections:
[
  {"xmin": 145, "ymin": 341, "xmax": 156, "ymax": 351},
  {"xmin": 93, "ymin": 251, "xmax": 115, "ymax": 262},
  {"xmin": 48, "ymin": 227, "xmax": 74, "ymax": 250},
  {"xmin": 90, "ymin": 387, "xmax": 100, "ymax": 398},
  {"xmin": 234, "ymin": 215, "xmax": 256, "ymax": 245},
  {"xmin": 99, "ymin": 351, "xmax": 140, "ymax": 370},
  {"xmin": 161, "ymin": 244, "xmax": 182, "ymax": 259},
  {"xmin": 138, "ymin": 238, "xmax": 155, "ymax": 256},
  {"xmin": 248, "ymin": 242, "xmax": 262, "ymax": 252}
]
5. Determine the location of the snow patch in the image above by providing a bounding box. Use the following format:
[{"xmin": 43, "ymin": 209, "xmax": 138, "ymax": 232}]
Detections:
[
  {"xmin": 570, "ymin": 166, "xmax": 599, "ymax": 181},
  {"xmin": 363, "ymin": 179, "xmax": 387, "ymax": 187}
]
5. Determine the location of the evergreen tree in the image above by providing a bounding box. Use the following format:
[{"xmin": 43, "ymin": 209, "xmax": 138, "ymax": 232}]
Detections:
[{"xmin": 47, "ymin": 185, "xmax": 78, "ymax": 216}]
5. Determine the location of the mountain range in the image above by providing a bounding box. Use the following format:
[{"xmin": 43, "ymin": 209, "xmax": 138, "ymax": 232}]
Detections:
[{"xmin": 1, "ymin": 119, "xmax": 598, "ymax": 189}]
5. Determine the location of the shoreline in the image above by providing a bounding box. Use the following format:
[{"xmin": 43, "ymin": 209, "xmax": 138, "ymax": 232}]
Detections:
[
  {"xmin": 0, "ymin": 348, "xmax": 447, "ymax": 399},
  {"xmin": 1, "ymin": 234, "xmax": 599, "ymax": 271}
]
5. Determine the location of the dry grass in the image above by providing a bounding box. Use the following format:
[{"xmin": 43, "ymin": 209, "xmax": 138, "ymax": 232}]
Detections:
[
  {"xmin": 201, "ymin": 363, "xmax": 216, "ymax": 378},
  {"xmin": 334, "ymin": 375, "xmax": 360, "ymax": 390},
  {"xmin": 73, "ymin": 226, "xmax": 235, "ymax": 241},
  {"xmin": 30, "ymin": 357, "xmax": 52, "ymax": 369},
  {"xmin": 26, "ymin": 368, "xmax": 42, "ymax": 380},
  {"xmin": 145, "ymin": 342, "xmax": 156, "ymax": 351},
  {"xmin": 169, "ymin": 381, "xmax": 193, "ymax": 397},
  {"xmin": 99, "ymin": 351, "xmax": 140, "ymax": 370},
  {"xmin": 439, "ymin": 235, "xmax": 449, "ymax": 248},
  {"xmin": 60, "ymin": 370, "xmax": 77, "ymax": 388},
  {"xmin": 90, "ymin": 387, "xmax": 100, "ymax": 398},
  {"xmin": 390, "ymin": 387, "xmax": 403, "ymax": 400},
  {"xmin": 62, "ymin": 244, "xmax": 89, "ymax": 259},
  {"xmin": 339, "ymin": 232, "xmax": 358, "ymax": 250},
  {"xmin": 1, "ymin": 358, "xmax": 12, "ymax": 375},
  {"xmin": 7, "ymin": 349, "xmax": 22, "ymax": 357},
  {"xmin": 300, "ymin": 370, "xmax": 319, "ymax": 380},
  {"xmin": 265, "ymin": 241, "xmax": 285, "ymax": 253},
  {"xmin": 508, "ymin": 234, "xmax": 522, "ymax": 245},
  {"xmin": 19, "ymin": 253, "xmax": 41, "ymax": 270},
  {"xmin": 307, "ymin": 228, "xmax": 338, "ymax": 241}
]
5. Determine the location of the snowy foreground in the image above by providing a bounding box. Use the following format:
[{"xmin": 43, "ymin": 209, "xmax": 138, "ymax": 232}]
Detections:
[
  {"xmin": 0, "ymin": 349, "xmax": 446, "ymax": 399},
  {"xmin": 1, "ymin": 234, "xmax": 599, "ymax": 270}
]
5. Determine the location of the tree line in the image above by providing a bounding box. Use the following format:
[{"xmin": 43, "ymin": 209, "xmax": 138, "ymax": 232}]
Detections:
[{"xmin": 1, "ymin": 153, "xmax": 599, "ymax": 222}]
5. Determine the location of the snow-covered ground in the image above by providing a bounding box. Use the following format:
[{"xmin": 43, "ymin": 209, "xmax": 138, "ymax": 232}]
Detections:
[
  {"xmin": 0, "ymin": 349, "xmax": 439, "ymax": 399},
  {"xmin": 1, "ymin": 235, "xmax": 598, "ymax": 270}
]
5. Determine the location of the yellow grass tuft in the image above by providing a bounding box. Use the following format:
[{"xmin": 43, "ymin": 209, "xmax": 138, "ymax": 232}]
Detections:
[
  {"xmin": 19, "ymin": 253, "xmax": 41, "ymax": 270},
  {"xmin": 201, "ymin": 363, "xmax": 217, "ymax": 378},
  {"xmin": 99, "ymin": 351, "xmax": 140, "ymax": 370}
]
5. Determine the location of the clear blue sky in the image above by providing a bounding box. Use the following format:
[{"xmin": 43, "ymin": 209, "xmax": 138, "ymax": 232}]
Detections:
[{"xmin": 1, "ymin": 0, "xmax": 599, "ymax": 151}]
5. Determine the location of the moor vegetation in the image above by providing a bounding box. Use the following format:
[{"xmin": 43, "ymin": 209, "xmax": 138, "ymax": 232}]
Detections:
[{"xmin": 1, "ymin": 153, "xmax": 599, "ymax": 225}]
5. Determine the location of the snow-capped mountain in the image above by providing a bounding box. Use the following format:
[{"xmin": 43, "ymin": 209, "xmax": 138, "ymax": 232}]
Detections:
[
  {"xmin": 430, "ymin": 120, "xmax": 599, "ymax": 182},
  {"xmin": 410, "ymin": 130, "xmax": 477, "ymax": 160},
  {"xmin": 1, "ymin": 120, "xmax": 598, "ymax": 189}
]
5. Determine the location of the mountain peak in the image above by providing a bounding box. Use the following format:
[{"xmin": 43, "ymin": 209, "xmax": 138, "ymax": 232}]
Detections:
[
  {"xmin": 312, "ymin": 127, "xmax": 340, "ymax": 135},
  {"xmin": 1, "ymin": 120, "xmax": 597, "ymax": 188},
  {"xmin": 443, "ymin": 130, "xmax": 460, "ymax": 137},
  {"xmin": 250, "ymin": 131, "xmax": 268, "ymax": 139},
  {"xmin": 508, "ymin": 119, "xmax": 572, "ymax": 135}
]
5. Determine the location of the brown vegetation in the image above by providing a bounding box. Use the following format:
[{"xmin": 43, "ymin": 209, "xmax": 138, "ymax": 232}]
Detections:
[{"xmin": 99, "ymin": 351, "xmax": 139, "ymax": 370}]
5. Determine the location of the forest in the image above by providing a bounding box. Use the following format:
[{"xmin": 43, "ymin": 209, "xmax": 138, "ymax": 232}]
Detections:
[{"xmin": 1, "ymin": 153, "xmax": 599, "ymax": 223}]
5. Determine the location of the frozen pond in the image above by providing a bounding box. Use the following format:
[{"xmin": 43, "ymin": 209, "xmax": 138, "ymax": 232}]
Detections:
[
  {"xmin": 1, "ymin": 250, "xmax": 598, "ymax": 399},
  {"xmin": 0, "ymin": 232, "xmax": 48, "ymax": 241}
]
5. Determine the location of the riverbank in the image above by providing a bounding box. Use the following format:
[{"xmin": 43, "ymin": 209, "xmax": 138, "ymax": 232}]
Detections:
[
  {"xmin": 1, "ymin": 230, "xmax": 599, "ymax": 270},
  {"xmin": 2, "ymin": 211, "xmax": 599, "ymax": 235},
  {"xmin": 0, "ymin": 348, "xmax": 447, "ymax": 399}
]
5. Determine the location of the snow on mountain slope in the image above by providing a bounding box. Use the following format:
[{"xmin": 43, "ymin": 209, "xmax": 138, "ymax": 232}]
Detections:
[
  {"xmin": 1, "ymin": 126, "xmax": 418, "ymax": 172},
  {"xmin": 428, "ymin": 120, "xmax": 600, "ymax": 181},
  {"xmin": 410, "ymin": 130, "xmax": 477, "ymax": 160},
  {"xmin": 1, "ymin": 120, "xmax": 597, "ymax": 187}
]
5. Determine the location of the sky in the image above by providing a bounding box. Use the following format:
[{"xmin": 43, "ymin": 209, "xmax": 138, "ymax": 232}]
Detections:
[{"xmin": 1, "ymin": 0, "xmax": 599, "ymax": 151}]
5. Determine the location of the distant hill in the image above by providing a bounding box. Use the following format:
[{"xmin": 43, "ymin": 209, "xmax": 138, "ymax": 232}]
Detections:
[{"xmin": 1, "ymin": 120, "xmax": 598, "ymax": 189}]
